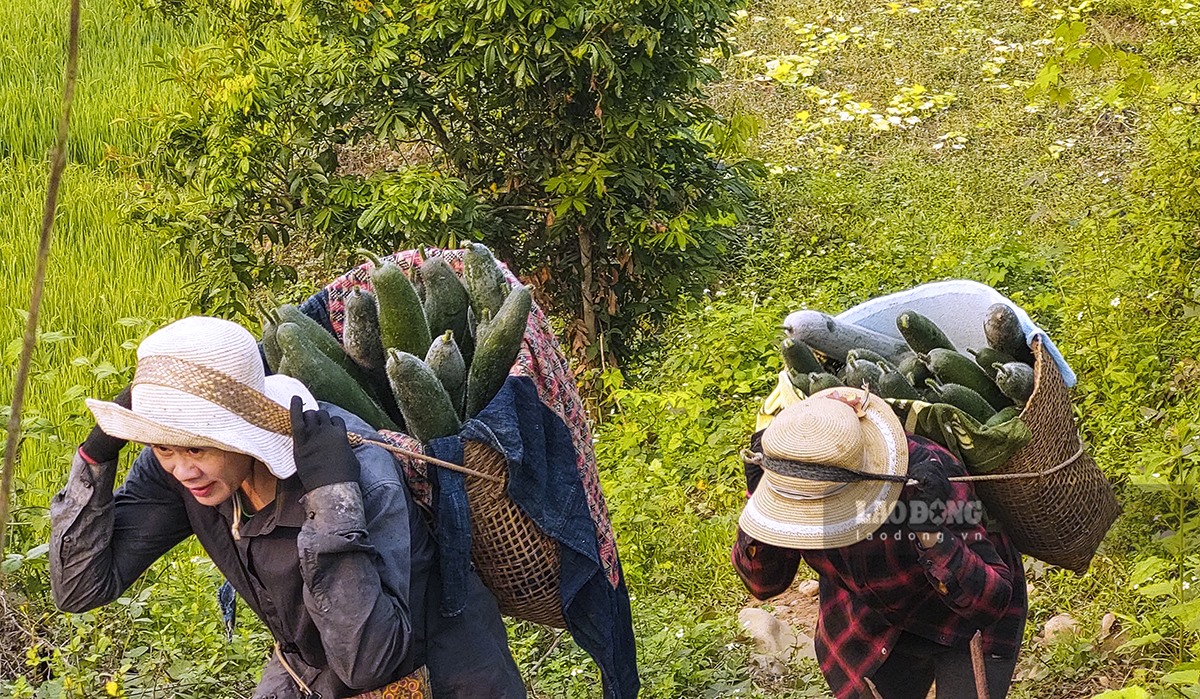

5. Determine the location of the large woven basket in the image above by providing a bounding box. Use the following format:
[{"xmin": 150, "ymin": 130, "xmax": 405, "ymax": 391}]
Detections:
[
  {"xmin": 462, "ymin": 441, "xmax": 566, "ymax": 628},
  {"xmin": 972, "ymin": 338, "xmax": 1120, "ymax": 573}
]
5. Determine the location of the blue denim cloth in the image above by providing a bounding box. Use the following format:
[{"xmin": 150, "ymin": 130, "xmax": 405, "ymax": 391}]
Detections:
[
  {"xmin": 298, "ymin": 288, "xmax": 333, "ymax": 330},
  {"xmin": 427, "ymin": 436, "xmax": 472, "ymax": 618},
  {"xmin": 453, "ymin": 376, "xmax": 639, "ymax": 699},
  {"xmin": 289, "ymin": 292, "xmax": 639, "ymax": 699}
]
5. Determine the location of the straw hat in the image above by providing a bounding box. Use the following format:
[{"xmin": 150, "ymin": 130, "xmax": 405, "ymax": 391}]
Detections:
[
  {"xmin": 739, "ymin": 387, "xmax": 908, "ymax": 550},
  {"xmin": 86, "ymin": 316, "xmax": 318, "ymax": 478}
]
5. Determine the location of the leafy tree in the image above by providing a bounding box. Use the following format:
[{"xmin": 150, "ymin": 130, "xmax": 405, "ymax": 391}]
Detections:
[{"xmin": 133, "ymin": 0, "xmax": 760, "ymax": 360}]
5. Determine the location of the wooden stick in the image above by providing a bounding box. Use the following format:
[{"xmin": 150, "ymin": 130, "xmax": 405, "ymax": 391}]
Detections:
[
  {"xmin": 0, "ymin": 0, "xmax": 82, "ymax": 559},
  {"xmin": 350, "ymin": 435, "xmax": 505, "ymax": 484},
  {"xmin": 970, "ymin": 630, "xmax": 990, "ymax": 699}
]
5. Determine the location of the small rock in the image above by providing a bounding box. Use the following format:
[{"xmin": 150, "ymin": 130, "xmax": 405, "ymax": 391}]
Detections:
[
  {"xmin": 797, "ymin": 579, "xmax": 820, "ymax": 597},
  {"xmin": 1099, "ymin": 612, "xmax": 1117, "ymax": 638},
  {"xmin": 1040, "ymin": 613, "xmax": 1079, "ymax": 644},
  {"xmin": 1097, "ymin": 612, "xmax": 1128, "ymax": 652},
  {"xmin": 738, "ymin": 607, "xmax": 797, "ymax": 659}
]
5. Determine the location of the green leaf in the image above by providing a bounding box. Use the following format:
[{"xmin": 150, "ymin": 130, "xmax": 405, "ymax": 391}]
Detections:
[
  {"xmin": 1163, "ymin": 670, "xmax": 1200, "ymax": 685},
  {"xmin": 1136, "ymin": 581, "xmax": 1176, "ymax": 598}
]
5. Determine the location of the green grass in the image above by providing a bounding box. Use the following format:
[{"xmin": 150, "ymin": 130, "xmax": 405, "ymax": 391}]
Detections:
[
  {"xmin": 545, "ymin": 0, "xmax": 1200, "ymax": 694},
  {"xmin": 0, "ymin": 4, "xmax": 273, "ymax": 696},
  {"xmin": 0, "ymin": 1, "xmax": 203, "ymax": 164}
]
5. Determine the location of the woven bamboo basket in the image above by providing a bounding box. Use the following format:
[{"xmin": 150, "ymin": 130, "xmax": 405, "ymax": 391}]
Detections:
[
  {"xmin": 462, "ymin": 440, "xmax": 566, "ymax": 628},
  {"xmin": 972, "ymin": 337, "xmax": 1120, "ymax": 574}
]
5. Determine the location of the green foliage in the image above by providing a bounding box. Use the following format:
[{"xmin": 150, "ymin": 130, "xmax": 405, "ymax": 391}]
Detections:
[
  {"xmin": 0, "ymin": 1, "xmax": 205, "ymax": 165},
  {"xmin": 596, "ymin": 292, "xmax": 784, "ymax": 589},
  {"xmin": 131, "ymin": 0, "xmax": 762, "ymax": 357},
  {"xmin": 2, "ymin": 542, "xmax": 269, "ymax": 698}
]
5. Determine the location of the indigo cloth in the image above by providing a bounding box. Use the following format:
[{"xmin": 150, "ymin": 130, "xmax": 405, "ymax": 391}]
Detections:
[{"xmin": 454, "ymin": 376, "xmax": 639, "ymax": 699}]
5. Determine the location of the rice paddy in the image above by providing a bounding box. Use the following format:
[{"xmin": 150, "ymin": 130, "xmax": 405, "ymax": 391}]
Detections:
[{"xmin": 0, "ymin": 0, "xmax": 201, "ymax": 524}]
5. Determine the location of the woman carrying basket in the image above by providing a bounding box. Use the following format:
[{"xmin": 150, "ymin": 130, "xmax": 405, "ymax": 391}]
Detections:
[
  {"xmin": 49, "ymin": 316, "xmax": 526, "ymax": 698},
  {"xmin": 732, "ymin": 387, "xmax": 1028, "ymax": 699}
]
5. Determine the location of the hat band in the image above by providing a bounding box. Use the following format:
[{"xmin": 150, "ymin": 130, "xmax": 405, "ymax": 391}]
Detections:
[{"xmin": 134, "ymin": 356, "xmax": 292, "ymax": 437}]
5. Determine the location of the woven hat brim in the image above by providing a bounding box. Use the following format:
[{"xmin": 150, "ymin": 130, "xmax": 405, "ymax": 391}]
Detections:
[
  {"xmin": 86, "ymin": 375, "xmax": 315, "ymax": 479},
  {"xmin": 740, "ymin": 387, "xmax": 909, "ymax": 549}
]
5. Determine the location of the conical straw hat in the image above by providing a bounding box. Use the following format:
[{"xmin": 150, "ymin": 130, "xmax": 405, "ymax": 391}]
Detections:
[{"xmin": 740, "ymin": 387, "xmax": 908, "ymax": 549}]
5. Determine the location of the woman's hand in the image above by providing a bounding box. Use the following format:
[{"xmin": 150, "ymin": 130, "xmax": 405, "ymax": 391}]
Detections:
[
  {"xmin": 80, "ymin": 385, "xmax": 132, "ymax": 463},
  {"xmin": 290, "ymin": 396, "xmax": 360, "ymax": 491}
]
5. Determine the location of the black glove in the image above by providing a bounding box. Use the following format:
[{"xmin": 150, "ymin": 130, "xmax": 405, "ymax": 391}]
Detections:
[
  {"xmin": 905, "ymin": 458, "xmax": 952, "ymax": 533},
  {"xmin": 743, "ymin": 430, "xmax": 765, "ymax": 495},
  {"xmin": 80, "ymin": 385, "xmax": 133, "ymax": 463},
  {"xmin": 290, "ymin": 396, "xmax": 360, "ymax": 492}
]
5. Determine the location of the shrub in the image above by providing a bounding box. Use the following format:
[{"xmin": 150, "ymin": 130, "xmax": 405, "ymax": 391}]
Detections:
[{"xmin": 132, "ymin": 0, "xmax": 761, "ymax": 359}]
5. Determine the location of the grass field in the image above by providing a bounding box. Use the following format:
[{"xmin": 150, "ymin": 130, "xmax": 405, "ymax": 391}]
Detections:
[
  {"xmin": 0, "ymin": 1, "xmax": 201, "ymax": 517},
  {"xmin": 4, "ymin": 0, "xmax": 1200, "ymax": 696}
]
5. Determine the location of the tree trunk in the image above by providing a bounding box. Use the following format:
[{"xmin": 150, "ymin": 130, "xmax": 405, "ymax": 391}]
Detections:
[{"xmin": 577, "ymin": 224, "xmax": 598, "ymax": 351}]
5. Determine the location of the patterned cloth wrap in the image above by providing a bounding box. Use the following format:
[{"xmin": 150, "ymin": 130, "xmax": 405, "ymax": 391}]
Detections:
[
  {"xmin": 322, "ymin": 248, "xmax": 620, "ymax": 588},
  {"xmin": 350, "ymin": 666, "xmax": 431, "ymax": 699}
]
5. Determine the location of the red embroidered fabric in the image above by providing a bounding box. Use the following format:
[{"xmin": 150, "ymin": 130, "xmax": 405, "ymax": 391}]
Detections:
[{"xmin": 322, "ymin": 248, "xmax": 619, "ymax": 587}]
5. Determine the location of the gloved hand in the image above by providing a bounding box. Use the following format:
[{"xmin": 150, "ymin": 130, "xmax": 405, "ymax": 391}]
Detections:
[
  {"xmin": 905, "ymin": 458, "xmax": 952, "ymax": 534},
  {"xmin": 80, "ymin": 384, "xmax": 133, "ymax": 463},
  {"xmin": 743, "ymin": 430, "xmax": 765, "ymax": 495},
  {"xmin": 290, "ymin": 396, "xmax": 360, "ymax": 492}
]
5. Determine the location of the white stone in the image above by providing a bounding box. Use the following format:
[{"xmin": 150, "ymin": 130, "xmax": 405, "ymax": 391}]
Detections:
[
  {"xmin": 791, "ymin": 631, "xmax": 817, "ymax": 661},
  {"xmin": 738, "ymin": 607, "xmax": 798, "ymax": 659},
  {"xmin": 1040, "ymin": 613, "xmax": 1079, "ymax": 644}
]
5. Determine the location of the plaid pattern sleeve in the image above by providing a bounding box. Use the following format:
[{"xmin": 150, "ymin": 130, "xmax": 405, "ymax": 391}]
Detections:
[
  {"xmin": 734, "ymin": 434, "xmax": 1027, "ymax": 699},
  {"xmin": 731, "ymin": 527, "xmax": 802, "ymax": 601}
]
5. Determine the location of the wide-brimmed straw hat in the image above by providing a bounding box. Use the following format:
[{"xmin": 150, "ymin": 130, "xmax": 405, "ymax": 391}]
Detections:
[
  {"xmin": 739, "ymin": 387, "xmax": 908, "ymax": 550},
  {"xmin": 86, "ymin": 316, "xmax": 317, "ymax": 478}
]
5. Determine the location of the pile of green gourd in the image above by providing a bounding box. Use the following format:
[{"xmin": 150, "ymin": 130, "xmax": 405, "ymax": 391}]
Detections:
[
  {"xmin": 262, "ymin": 243, "xmax": 531, "ymax": 443},
  {"xmin": 782, "ymin": 303, "xmax": 1037, "ymax": 425}
]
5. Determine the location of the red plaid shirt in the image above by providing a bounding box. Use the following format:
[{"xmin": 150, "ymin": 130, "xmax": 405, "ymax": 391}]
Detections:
[{"xmin": 732, "ymin": 435, "xmax": 1027, "ymax": 699}]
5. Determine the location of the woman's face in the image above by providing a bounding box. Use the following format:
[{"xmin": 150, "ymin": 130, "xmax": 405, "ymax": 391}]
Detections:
[{"xmin": 151, "ymin": 445, "xmax": 255, "ymax": 506}]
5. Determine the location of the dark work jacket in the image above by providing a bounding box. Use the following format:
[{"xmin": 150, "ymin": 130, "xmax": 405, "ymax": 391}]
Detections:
[{"xmin": 49, "ymin": 404, "xmax": 525, "ymax": 699}]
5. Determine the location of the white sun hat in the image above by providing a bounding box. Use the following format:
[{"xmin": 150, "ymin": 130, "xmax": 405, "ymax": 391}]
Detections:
[
  {"xmin": 86, "ymin": 316, "xmax": 317, "ymax": 478},
  {"xmin": 739, "ymin": 387, "xmax": 909, "ymax": 550}
]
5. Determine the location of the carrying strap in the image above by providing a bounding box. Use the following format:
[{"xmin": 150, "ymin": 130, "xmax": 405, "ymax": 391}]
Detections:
[
  {"xmin": 274, "ymin": 643, "xmax": 319, "ymax": 698},
  {"xmin": 134, "ymin": 356, "xmax": 502, "ymax": 484},
  {"xmin": 742, "ymin": 443, "xmax": 1084, "ymax": 485}
]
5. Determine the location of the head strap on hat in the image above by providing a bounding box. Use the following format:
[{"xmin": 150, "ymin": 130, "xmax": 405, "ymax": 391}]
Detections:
[
  {"xmin": 756, "ymin": 453, "xmax": 911, "ymax": 485},
  {"xmin": 766, "ymin": 480, "xmax": 851, "ymax": 501}
]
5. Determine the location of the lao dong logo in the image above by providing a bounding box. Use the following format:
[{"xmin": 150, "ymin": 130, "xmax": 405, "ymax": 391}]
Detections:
[{"xmin": 859, "ymin": 498, "xmax": 987, "ymax": 539}]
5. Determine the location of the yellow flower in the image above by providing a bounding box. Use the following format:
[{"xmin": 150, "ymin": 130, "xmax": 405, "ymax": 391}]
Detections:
[{"xmin": 106, "ymin": 680, "xmax": 120, "ymax": 696}]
